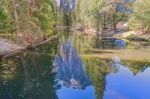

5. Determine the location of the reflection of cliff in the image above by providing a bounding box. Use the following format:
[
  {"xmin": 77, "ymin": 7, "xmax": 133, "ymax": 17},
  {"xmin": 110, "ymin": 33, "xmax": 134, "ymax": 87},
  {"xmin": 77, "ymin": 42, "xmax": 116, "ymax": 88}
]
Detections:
[
  {"xmin": 54, "ymin": 40, "xmax": 91, "ymax": 89},
  {"xmin": 56, "ymin": 0, "xmax": 76, "ymax": 12}
]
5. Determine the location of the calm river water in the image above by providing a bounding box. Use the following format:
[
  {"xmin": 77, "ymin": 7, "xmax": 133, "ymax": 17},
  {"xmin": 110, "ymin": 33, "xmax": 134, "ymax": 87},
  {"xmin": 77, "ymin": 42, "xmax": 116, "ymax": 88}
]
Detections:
[{"xmin": 0, "ymin": 31, "xmax": 150, "ymax": 99}]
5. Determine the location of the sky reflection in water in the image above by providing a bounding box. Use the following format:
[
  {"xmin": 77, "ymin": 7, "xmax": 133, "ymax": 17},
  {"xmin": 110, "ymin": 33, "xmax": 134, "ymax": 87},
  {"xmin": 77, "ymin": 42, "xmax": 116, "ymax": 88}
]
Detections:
[
  {"xmin": 0, "ymin": 33, "xmax": 149, "ymax": 99},
  {"xmin": 104, "ymin": 66, "xmax": 150, "ymax": 99},
  {"xmin": 55, "ymin": 40, "xmax": 150, "ymax": 99}
]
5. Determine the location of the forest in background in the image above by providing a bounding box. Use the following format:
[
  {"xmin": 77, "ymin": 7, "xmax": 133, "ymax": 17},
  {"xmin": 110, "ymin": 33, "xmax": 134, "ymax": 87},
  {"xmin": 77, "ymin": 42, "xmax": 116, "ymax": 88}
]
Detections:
[{"xmin": 0, "ymin": 0, "xmax": 150, "ymax": 45}]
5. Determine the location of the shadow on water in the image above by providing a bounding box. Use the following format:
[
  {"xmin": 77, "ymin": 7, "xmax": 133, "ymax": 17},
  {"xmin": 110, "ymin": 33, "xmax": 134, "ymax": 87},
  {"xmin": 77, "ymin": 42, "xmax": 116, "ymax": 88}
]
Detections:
[{"xmin": 0, "ymin": 40, "xmax": 59, "ymax": 99}]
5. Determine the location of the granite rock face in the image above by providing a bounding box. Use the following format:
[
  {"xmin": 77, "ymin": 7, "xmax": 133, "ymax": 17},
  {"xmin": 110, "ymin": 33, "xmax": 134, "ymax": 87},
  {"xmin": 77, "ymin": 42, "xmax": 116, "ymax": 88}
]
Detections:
[{"xmin": 56, "ymin": 0, "xmax": 76, "ymax": 12}]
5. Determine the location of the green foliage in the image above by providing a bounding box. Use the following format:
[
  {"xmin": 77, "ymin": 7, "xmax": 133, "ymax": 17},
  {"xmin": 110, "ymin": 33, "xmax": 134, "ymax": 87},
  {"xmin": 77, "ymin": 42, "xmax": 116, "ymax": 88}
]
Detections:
[
  {"xmin": 74, "ymin": 0, "xmax": 102, "ymax": 27},
  {"xmin": 123, "ymin": 61, "xmax": 150, "ymax": 75},
  {"xmin": 0, "ymin": 0, "xmax": 14, "ymax": 34},
  {"xmin": 32, "ymin": 0, "xmax": 57, "ymax": 35},
  {"xmin": 74, "ymin": 0, "xmax": 131, "ymax": 32},
  {"xmin": 0, "ymin": 39, "xmax": 59, "ymax": 99},
  {"xmin": 88, "ymin": 0, "xmax": 105, "ymax": 30},
  {"xmin": 83, "ymin": 58, "xmax": 116, "ymax": 99},
  {"xmin": 129, "ymin": 0, "xmax": 150, "ymax": 32},
  {"xmin": 0, "ymin": 0, "xmax": 58, "ymax": 41}
]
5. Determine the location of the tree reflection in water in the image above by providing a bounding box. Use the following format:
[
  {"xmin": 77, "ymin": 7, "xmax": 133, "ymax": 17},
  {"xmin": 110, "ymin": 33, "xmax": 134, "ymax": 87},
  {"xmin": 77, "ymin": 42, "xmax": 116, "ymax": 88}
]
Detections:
[
  {"xmin": 83, "ymin": 57, "xmax": 117, "ymax": 99},
  {"xmin": 54, "ymin": 37, "xmax": 117, "ymax": 99},
  {"xmin": 0, "ymin": 31, "xmax": 150, "ymax": 99},
  {"xmin": 0, "ymin": 40, "xmax": 59, "ymax": 99},
  {"xmin": 54, "ymin": 32, "xmax": 150, "ymax": 99}
]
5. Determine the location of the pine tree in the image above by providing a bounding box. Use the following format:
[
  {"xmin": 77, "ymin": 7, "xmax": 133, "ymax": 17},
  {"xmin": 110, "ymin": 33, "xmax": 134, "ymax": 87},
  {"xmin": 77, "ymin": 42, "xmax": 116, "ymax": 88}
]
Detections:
[{"xmin": 129, "ymin": 0, "xmax": 150, "ymax": 32}]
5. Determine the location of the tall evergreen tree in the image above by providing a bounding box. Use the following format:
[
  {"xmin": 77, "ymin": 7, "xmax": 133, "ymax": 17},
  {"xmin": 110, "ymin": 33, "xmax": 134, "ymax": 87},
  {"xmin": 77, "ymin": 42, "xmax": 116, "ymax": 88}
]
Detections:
[{"xmin": 129, "ymin": 0, "xmax": 150, "ymax": 32}]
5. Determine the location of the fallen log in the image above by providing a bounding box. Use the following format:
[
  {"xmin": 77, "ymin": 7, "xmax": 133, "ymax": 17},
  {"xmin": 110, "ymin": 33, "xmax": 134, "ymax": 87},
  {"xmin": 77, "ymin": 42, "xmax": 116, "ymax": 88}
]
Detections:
[
  {"xmin": 27, "ymin": 34, "xmax": 58, "ymax": 49},
  {"xmin": 1, "ymin": 34, "xmax": 58, "ymax": 58}
]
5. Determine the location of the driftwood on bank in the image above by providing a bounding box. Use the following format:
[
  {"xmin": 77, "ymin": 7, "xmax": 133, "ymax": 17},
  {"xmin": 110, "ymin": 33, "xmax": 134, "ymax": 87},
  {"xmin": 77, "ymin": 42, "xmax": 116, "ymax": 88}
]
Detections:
[
  {"xmin": 0, "ymin": 35, "xmax": 58, "ymax": 58},
  {"xmin": 27, "ymin": 34, "xmax": 58, "ymax": 49},
  {"xmin": 0, "ymin": 39, "xmax": 25, "ymax": 57}
]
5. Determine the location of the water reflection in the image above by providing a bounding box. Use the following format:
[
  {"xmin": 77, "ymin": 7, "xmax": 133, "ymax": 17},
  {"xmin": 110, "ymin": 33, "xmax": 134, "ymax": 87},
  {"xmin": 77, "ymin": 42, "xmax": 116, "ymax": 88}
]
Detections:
[
  {"xmin": 54, "ymin": 40, "xmax": 91, "ymax": 89},
  {"xmin": 0, "ymin": 31, "xmax": 150, "ymax": 99},
  {"xmin": 54, "ymin": 32, "xmax": 150, "ymax": 99},
  {"xmin": 54, "ymin": 37, "xmax": 117, "ymax": 99},
  {"xmin": 104, "ymin": 66, "xmax": 150, "ymax": 99},
  {"xmin": 0, "ymin": 41, "xmax": 59, "ymax": 99},
  {"xmin": 123, "ymin": 61, "xmax": 150, "ymax": 75}
]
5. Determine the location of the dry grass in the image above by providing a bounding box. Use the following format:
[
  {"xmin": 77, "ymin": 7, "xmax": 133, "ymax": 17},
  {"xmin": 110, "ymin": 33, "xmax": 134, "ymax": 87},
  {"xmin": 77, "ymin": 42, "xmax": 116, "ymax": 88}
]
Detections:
[{"xmin": 81, "ymin": 48, "xmax": 150, "ymax": 63}]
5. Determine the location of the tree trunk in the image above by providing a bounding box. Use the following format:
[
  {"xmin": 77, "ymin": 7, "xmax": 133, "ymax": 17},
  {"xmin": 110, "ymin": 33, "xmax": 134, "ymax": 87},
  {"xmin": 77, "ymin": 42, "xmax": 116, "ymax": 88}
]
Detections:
[
  {"xmin": 113, "ymin": 22, "xmax": 117, "ymax": 33},
  {"xmin": 113, "ymin": 6, "xmax": 118, "ymax": 33},
  {"xmin": 11, "ymin": 0, "xmax": 20, "ymax": 42},
  {"xmin": 113, "ymin": 14, "xmax": 117, "ymax": 33},
  {"xmin": 102, "ymin": 12, "xmax": 106, "ymax": 35}
]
